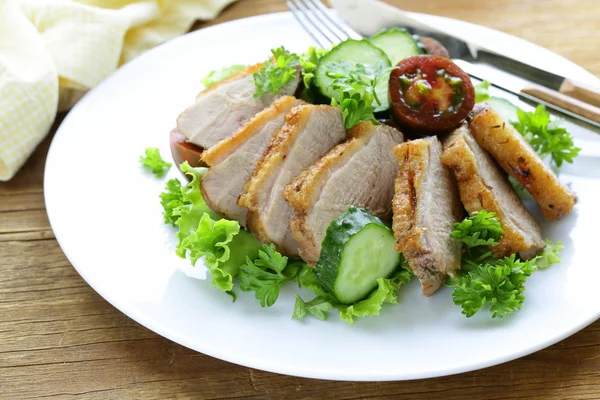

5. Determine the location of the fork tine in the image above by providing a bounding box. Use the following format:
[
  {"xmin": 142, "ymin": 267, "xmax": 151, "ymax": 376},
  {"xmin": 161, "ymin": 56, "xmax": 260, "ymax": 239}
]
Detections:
[
  {"xmin": 306, "ymin": 0, "xmax": 363, "ymax": 40},
  {"xmin": 287, "ymin": 1, "xmax": 330, "ymax": 48},
  {"xmin": 298, "ymin": 0, "xmax": 345, "ymax": 43},
  {"xmin": 289, "ymin": 0, "xmax": 337, "ymax": 47}
]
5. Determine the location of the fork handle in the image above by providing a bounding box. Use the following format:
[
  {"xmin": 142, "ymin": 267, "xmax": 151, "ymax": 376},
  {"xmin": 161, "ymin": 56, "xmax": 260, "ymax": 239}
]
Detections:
[
  {"xmin": 559, "ymin": 79, "xmax": 600, "ymax": 108},
  {"xmin": 521, "ymin": 83, "xmax": 600, "ymax": 124}
]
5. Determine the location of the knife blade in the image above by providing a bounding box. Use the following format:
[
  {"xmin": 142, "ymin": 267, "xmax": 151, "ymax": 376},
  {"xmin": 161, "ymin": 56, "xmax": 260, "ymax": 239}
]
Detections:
[{"xmin": 329, "ymin": 0, "xmax": 600, "ymax": 109}]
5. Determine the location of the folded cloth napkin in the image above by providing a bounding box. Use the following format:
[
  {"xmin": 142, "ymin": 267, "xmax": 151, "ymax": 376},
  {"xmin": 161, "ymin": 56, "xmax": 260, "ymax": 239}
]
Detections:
[{"xmin": 0, "ymin": 0, "xmax": 235, "ymax": 181}]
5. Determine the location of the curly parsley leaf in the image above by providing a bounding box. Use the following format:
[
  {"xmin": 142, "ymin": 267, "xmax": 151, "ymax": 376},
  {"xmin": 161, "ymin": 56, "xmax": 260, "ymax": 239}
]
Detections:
[
  {"xmin": 449, "ymin": 211, "xmax": 564, "ymax": 318},
  {"xmin": 474, "ymin": 80, "xmax": 491, "ymax": 103},
  {"xmin": 514, "ymin": 105, "xmax": 580, "ymax": 167},
  {"xmin": 160, "ymin": 179, "xmax": 185, "ymax": 226},
  {"xmin": 253, "ymin": 47, "xmax": 299, "ymax": 98},
  {"xmin": 201, "ymin": 64, "xmax": 246, "ymax": 87},
  {"xmin": 325, "ymin": 60, "xmax": 392, "ymax": 129},
  {"xmin": 293, "ymin": 295, "xmax": 333, "ymax": 321},
  {"xmin": 450, "ymin": 211, "xmax": 504, "ymax": 249},
  {"xmin": 140, "ymin": 148, "xmax": 171, "ymax": 177},
  {"xmin": 332, "ymin": 90, "xmax": 378, "ymax": 129},
  {"xmin": 449, "ymin": 254, "xmax": 536, "ymax": 318},
  {"xmin": 239, "ymin": 244, "xmax": 305, "ymax": 307}
]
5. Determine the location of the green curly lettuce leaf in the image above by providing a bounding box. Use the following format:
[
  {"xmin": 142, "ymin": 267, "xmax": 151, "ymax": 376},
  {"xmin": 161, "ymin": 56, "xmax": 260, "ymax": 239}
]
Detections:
[
  {"xmin": 535, "ymin": 240, "xmax": 564, "ymax": 270},
  {"xmin": 294, "ymin": 267, "xmax": 412, "ymax": 323},
  {"xmin": 173, "ymin": 162, "xmax": 219, "ymax": 257},
  {"xmin": 181, "ymin": 213, "xmax": 261, "ymax": 292},
  {"xmin": 160, "ymin": 179, "xmax": 185, "ymax": 226}
]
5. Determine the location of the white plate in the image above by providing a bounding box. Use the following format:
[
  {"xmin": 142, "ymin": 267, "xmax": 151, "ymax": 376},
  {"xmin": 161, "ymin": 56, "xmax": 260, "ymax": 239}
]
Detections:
[{"xmin": 45, "ymin": 11, "xmax": 600, "ymax": 381}]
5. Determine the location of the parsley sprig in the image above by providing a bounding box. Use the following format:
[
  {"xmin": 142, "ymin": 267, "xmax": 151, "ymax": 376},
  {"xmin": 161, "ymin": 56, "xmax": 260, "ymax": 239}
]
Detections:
[
  {"xmin": 253, "ymin": 47, "xmax": 300, "ymax": 99},
  {"xmin": 514, "ymin": 105, "xmax": 581, "ymax": 167},
  {"xmin": 448, "ymin": 211, "xmax": 563, "ymax": 318},
  {"xmin": 239, "ymin": 244, "xmax": 303, "ymax": 307},
  {"xmin": 325, "ymin": 61, "xmax": 392, "ymax": 129}
]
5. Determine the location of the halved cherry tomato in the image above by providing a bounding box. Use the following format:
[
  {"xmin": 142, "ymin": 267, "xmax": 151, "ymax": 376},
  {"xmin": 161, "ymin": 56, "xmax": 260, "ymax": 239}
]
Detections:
[
  {"xmin": 389, "ymin": 55, "xmax": 475, "ymax": 133},
  {"xmin": 169, "ymin": 128, "xmax": 206, "ymax": 168}
]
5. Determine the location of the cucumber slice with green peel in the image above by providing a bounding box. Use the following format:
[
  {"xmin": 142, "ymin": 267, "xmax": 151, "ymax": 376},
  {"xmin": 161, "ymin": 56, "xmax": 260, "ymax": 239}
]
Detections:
[
  {"xmin": 369, "ymin": 28, "xmax": 423, "ymax": 66},
  {"xmin": 488, "ymin": 96, "xmax": 520, "ymax": 124},
  {"xmin": 315, "ymin": 39, "xmax": 391, "ymax": 112},
  {"xmin": 315, "ymin": 207, "xmax": 401, "ymax": 305}
]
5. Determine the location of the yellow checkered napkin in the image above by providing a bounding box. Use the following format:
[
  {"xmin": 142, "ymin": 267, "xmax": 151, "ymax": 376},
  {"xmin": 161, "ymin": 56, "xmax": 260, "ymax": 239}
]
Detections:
[{"xmin": 0, "ymin": 0, "xmax": 235, "ymax": 181}]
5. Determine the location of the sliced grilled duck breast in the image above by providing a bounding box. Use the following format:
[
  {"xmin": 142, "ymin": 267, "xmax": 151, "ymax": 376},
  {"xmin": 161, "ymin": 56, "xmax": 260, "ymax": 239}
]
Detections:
[
  {"xmin": 392, "ymin": 136, "xmax": 463, "ymax": 296},
  {"xmin": 177, "ymin": 63, "xmax": 301, "ymax": 149},
  {"xmin": 469, "ymin": 102, "xmax": 577, "ymax": 220},
  {"xmin": 200, "ymin": 96, "xmax": 304, "ymax": 226},
  {"xmin": 284, "ymin": 121, "xmax": 404, "ymax": 264},
  {"xmin": 238, "ymin": 105, "xmax": 346, "ymax": 256},
  {"xmin": 441, "ymin": 123, "xmax": 545, "ymax": 260}
]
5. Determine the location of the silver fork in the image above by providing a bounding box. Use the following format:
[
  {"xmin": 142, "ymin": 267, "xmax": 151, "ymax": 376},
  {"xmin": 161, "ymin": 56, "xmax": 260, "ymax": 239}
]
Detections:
[{"xmin": 287, "ymin": 0, "xmax": 361, "ymax": 47}]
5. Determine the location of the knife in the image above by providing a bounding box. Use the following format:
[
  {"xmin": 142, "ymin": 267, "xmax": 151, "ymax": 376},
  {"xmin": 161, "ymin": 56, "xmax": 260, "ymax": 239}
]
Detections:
[{"xmin": 329, "ymin": 0, "xmax": 600, "ymax": 128}]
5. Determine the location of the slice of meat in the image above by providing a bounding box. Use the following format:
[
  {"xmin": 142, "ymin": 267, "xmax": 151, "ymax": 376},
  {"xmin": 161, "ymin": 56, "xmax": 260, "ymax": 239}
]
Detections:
[
  {"xmin": 440, "ymin": 123, "xmax": 545, "ymax": 260},
  {"xmin": 284, "ymin": 122, "xmax": 404, "ymax": 264},
  {"xmin": 392, "ymin": 136, "xmax": 463, "ymax": 296},
  {"xmin": 238, "ymin": 105, "xmax": 346, "ymax": 256},
  {"xmin": 200, "ymin": 96, "xmax": 304, "ymax": 226},
  {"xmin": 177, "ymin": 63, "xmax": 301, "ymax": 149},
  {"xmin": 469, "ymin": 102, "xmax": 577, "ymax": 220}
]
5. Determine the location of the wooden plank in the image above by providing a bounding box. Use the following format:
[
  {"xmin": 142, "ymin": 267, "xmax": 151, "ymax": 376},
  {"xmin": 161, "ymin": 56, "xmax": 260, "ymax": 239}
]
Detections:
[
  {"xmin": 0, "ymin": 192, "xmax": 45, "ymax": 213},
  {"xmin": 0, "ymin": 209, "xmax": 50, "ymax": 234}
]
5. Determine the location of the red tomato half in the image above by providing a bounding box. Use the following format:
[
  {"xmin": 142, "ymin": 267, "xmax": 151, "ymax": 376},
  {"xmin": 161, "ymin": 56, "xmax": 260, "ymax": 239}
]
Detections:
[
  {"xmin": 389, "ymin": 55, "xmax": 475, "ymax": 133},
  {"xmin": 169, "ymin": 128, "xmax": 206, "ymax": 168}
]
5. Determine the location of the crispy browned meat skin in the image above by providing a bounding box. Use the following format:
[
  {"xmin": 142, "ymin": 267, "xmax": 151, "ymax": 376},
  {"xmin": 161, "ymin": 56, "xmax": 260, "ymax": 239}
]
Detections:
[
  {"xmin": 469, "ymin": 102, "xmax": 577, "ymax": 220},
  {"xmin": 238, "ymin": 104, "xmax": 346, "ymax": 256},
  {"xmin": 440, "ymin": 123, "xmax": 545, "ymax": 260},
  {"xmin": 200, "ymin": 96, "xmax": 303, "ymax": 226},
  {"xmin": 284, "ymin": 121, "xmax": 404, "ymax": 264},
  {"xmin": 392, "ymin": 136, "xmax": 463, "ymax": 296},
  {"xmin": 177, "ymin": 63, "xmax": 301, "ymax": 149}
]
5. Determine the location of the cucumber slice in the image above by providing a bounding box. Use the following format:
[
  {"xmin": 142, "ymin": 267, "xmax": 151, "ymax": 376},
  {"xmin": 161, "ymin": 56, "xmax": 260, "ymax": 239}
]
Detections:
[
  {"xmin": 315, "ymin": 39, "xmax": 391, "ymax": 112},
  {"xmin": 315, "ymin": 207, "xmax": 401, "ymax": 304},
  {"xmin": 369, "ymin": 28, "xmax": 423, "ymax": 65},
  {"xmin": 488, "ymin": 96, "xmax": 519, "ymax": 124}
]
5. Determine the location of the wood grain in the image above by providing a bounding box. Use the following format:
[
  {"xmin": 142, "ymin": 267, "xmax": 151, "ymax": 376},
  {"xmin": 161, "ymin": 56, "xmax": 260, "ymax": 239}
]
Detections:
[{"xmin": 1, "ymin": 1, "xmax": 599, "ymax": 399}]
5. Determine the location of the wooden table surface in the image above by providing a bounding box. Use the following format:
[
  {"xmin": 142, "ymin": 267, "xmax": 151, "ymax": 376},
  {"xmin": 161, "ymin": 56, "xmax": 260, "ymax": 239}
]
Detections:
[{"xmin": 1, "ymin": 0, "xmax": 599, "ymax": 398}]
